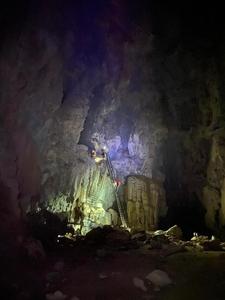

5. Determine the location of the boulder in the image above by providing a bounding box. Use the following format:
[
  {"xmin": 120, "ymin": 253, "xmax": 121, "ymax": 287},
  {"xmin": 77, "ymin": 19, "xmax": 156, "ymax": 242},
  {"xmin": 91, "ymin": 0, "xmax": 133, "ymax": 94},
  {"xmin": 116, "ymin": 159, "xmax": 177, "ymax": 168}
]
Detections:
[
  {"xmin": 153, "ymin": 230, "xmax": 165, "ymax": 236},
  {"xmin": 46, "ymin": 290, "xmax": 67, "ymax": 300},
  {"xmin": 152, "ymin": 234, "xmax": 169, "ymax": 244},
  {"xmin": 133, "ymin": 277, "xmax": 147, "ymax": 292},
  {"xmin": 166, "ymin": 225, "xmax": 183, "ymax": 239},
  {"xmin": 84, "ymin": 226, "xmax": 113, "ymax": 245},
  {"xmin": 201, "ymin": 239, "xmax": 222, "ymax": 251},
  {"xmin": 105, "ymin": 228, "xmax": 130, "ymax": 247},
  {"xmin": 131, "ymin": 231, "xmax": 146, "ymax": 241},
  {"xmin": 191, "ymin": 235, "xmax": 208, "ymax": 243},
  {"xmin": 146, "ymin": 269, "xmax": 172, "ymax": 288},
  {"xmin": 84, "ymin": 226, "xmax": 130, "ymax": 247}
]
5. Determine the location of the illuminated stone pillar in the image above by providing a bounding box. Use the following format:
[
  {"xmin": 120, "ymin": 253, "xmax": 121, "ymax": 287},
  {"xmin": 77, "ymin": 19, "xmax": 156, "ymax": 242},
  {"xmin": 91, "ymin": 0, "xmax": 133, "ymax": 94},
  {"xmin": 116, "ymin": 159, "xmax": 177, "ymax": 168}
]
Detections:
[{"xmin": 125, "ymin": 175, "xmax": 165, "ymax": 232}]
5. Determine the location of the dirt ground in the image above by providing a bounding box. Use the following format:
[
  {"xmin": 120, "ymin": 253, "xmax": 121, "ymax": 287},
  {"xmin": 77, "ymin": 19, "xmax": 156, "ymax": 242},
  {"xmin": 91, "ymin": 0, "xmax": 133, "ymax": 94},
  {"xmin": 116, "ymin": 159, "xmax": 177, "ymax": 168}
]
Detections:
[{"xmin": 2, "ymin": 239, "xmax": 225, "ymax": 300}]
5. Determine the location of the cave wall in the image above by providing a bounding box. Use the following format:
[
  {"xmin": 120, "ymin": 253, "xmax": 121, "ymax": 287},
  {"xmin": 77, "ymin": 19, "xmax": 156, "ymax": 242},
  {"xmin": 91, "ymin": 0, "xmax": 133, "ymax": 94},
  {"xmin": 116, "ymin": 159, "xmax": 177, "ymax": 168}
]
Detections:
[
  {"xmin": 1, "ymin": 0, "xmax": 225, "ymax": 236},
  {"xmin": 125, "ymin": 175, "xmax": 166, "ymax": 232},
  {"xmin": 157, "ymin": 44, "xmax": 225, "ymax": 234}
]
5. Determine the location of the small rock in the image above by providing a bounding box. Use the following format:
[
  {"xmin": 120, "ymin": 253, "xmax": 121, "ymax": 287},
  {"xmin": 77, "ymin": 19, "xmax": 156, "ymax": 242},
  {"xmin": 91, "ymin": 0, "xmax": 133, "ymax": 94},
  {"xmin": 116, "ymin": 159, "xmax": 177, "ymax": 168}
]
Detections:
[
  {"xmin": 133, "ymin": 277, "xmax": 147, "ymax": 292},
  {"xmin": 163, "ymin": 243, "xmax": 185, "ymax": 256},
  {"xmin": 105, "ymin": 229, "xmax": 130, "ymax": 246},
  {"xmin": 46, "ymin": 290, "xmax": 67, "ymax": 300},
  {"xmin": 191, "ymin": 235, "xmax": 208, "ymax": 242},
  {"xmin": 166, "ymin": 225, "xmax": 183, "ymax": 239},
  {"xmin": 99, "ymin": 273, "xmax": 108, "ymax": 279},
  {"xmin": 149, "ymin": 240, "xmax": 162, "ymax": 249},
  {"xmin": 146, "ymin": 270, "xmax": 172, "ymax": 288},
  {"xmin": 220, "ymin": 242, "xmax": 225, "ymax": 250},
  {"xmin": 195, "ymin": 243, "xmax": 204, "ymax": 251},
  {"xmin": 201, "ymin": 239, "xmax": 221, "ymax": 251},
  {"xmin": 153, "ymin": 230, "xmax": 165, "ymax": 236},
  {"xmin": 131, "ymin": 232, "xmax": 146, "ymax": 241},
  {"xmin": 184, "ymin": 245, "xmax": 196, "ymax": 252},
  {"xmin": 152, "ymin": 234, "xmax": 169, "ymax": 244}
]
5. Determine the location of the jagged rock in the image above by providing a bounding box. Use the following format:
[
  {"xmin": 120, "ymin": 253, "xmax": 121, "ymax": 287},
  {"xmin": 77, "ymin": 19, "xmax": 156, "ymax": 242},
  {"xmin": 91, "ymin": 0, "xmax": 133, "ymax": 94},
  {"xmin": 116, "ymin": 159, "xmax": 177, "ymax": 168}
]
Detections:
[
  {"xmin": 201, "ymin": 136, "xmax": 225, "ymax": 230},
  {"xmin": 133, "ymin": 277, "xmax": 147, "ymax": 292},
  {"xmin": 220, "ymin": 242, "xmax": 225, "ymax": 250},
  {"xmin": 166, "ymin": 225, "xmax": 183, "ymax": 239},
  {"xmin": 144, "ymin": 230, "xmax": 170, "ymax": 250},
  {"xmin": 202, "ymin": 185, "xmax": 221, "ymax": 229},
  {"xmin": 125, "ymin": 176, "xmax": 166, "ymax": 232},
  {"xmin": 185, "ymin": 234, "xmax": 222, "ymax": 251},
  {"xmin": 151, "ymin": 225, "xmax": 182, "ymax": 240},
  {"xmin": 153, "ymin": 234, "xmax": 169, "ymax": 243},
  {"xmin": 201, "ymin": 239, "xmax": 222, "ymax": 251},
  {"xmin": 148, "ymin": 235, "xmax": 169, "ymax": 250},
  {"xmin": 148, "ymin": 240, "xmax": 163, "ymax": 250},
  {"xmin": 84, "ymin": 226, "xmax": 131, "ymax": 248},
  {"xmin": 184, "ymin": 245, "xmax": 196, "ymax": 252},
  {"xmin": 131, "ymin": 231, "xmax": 146, "ymax": 241},
  {"xmin": 191, "ymin": 235, "xmax": 208, "ymax": 242},
  {"xmin": 105, "ymin": 228, "xmax": 130, "ymax": 247},
  {"xmin": 68, "ymin": 163, "xmax": 117, "ymax": 235},
  {"xmin": 144, "ymin": 226, "xmax": 183, "ymax": 251},
  {"xmin": 107, "ymin": 208, "xmax": 119, "ymax": 226},
  {"xmin": 153, "ymin": 230, "xmax": 165, "ymax": 236},
  {"xmin": 162, "ymin": 243, "xmax": 186, "ymax": 256},
  {"xmin": 146, "ymin": 270, "xmax": 172, "ymax": 288},
  {"xmin": 84, "ymin": 226, "xmax": 113, "ymax": 245}
]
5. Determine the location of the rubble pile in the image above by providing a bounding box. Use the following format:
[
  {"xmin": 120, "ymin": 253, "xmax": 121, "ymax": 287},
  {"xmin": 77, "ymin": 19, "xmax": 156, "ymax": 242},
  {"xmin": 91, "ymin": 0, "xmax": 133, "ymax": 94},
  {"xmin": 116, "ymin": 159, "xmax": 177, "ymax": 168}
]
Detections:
[{"xmin": 56, "ymin": 224, "xmax": 225, "ymax": 256}]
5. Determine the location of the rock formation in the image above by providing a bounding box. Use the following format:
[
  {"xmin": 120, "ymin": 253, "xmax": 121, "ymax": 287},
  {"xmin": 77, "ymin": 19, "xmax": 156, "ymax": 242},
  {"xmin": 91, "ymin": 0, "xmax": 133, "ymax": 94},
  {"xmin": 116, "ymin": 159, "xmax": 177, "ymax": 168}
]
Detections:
[
  {"xmin": 0, "ymin": 1, "xmax": 225, "ymax": 239},
  {"xmin": 125, "ymin": 176, "xmax": 166, "ymax": 231}
]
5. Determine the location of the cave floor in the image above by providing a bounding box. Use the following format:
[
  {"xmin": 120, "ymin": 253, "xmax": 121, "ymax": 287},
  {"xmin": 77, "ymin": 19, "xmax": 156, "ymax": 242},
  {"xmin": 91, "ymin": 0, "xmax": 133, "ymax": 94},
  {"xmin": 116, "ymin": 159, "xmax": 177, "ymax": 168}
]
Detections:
[
  {"xmin": 2, "ymin": 243, "xmax": 225, "ymax": 300},
  {"xmin": 17, "ymin": 246, "xmax": 225, "ymax": 300},
  {"xmin": 53, "ymin": 249, "xmax": 225, "ymax": 300}
]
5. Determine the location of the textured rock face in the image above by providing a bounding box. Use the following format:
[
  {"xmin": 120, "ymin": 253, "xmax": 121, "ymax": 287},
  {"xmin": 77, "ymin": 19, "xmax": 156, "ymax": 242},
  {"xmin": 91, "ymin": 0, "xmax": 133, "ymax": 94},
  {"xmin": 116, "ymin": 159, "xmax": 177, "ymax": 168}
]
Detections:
[
  {"xmin": 125, "ymin": 176, "xmax": 166, "ymax": 231},
  {"xmin": 0, "ymin": 1, "xmax": 225, "ymax": 237},
  {"xmin": 68, "ymin": 162, "xmax": 117, "ymax": 235},
  {"xmin": 0, "ymin": 1, "xmax": 169, "ymax": 235},
  {"xmin": 202, "ymin": 134, "xmax": 225, "ymax": 230}
]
